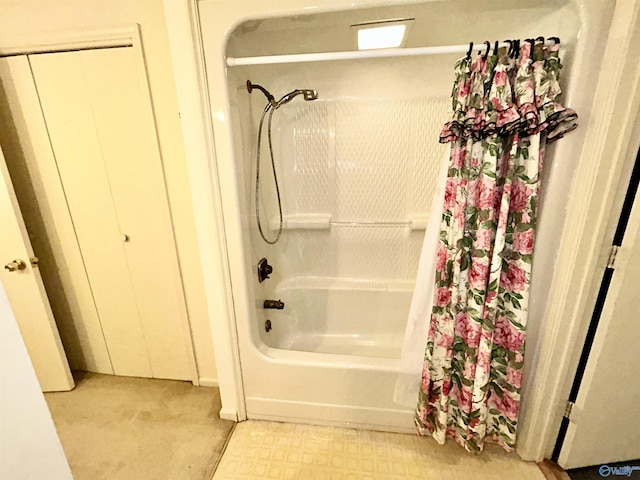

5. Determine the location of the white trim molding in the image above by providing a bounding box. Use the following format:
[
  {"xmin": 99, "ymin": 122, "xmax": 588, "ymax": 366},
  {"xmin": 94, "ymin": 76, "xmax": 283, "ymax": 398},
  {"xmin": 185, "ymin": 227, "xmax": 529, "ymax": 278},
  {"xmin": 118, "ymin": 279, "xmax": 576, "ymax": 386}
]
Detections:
[
  {"xmin": 162, "ymin": 0, "xmax": 246, "ymax": 420},
  {"xmin": 0, "ymin": 26, "xmax": 136, "ymax": 56},
  {"xmin": 516, "ymin": 0, "xmax": 640, "ymax": 461},
  {"xmin": 198, "ymin": 377, "xmax": 219, "ymax": 388}
]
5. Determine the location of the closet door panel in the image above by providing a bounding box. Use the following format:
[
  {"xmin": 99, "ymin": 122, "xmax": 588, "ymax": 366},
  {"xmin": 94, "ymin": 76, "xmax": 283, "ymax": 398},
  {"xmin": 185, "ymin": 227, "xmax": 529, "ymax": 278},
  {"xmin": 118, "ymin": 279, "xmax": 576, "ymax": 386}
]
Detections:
[
  {"xmin": 79, "ymin": 48, "xmax": 193, "ymax": 381},
  {"xmin": 29, "ymin": 52, "xmax": 153, "ymax": 378},
  {"xmin": 0, "ymin": 56, "xmax": 112, "ymax": 374}
]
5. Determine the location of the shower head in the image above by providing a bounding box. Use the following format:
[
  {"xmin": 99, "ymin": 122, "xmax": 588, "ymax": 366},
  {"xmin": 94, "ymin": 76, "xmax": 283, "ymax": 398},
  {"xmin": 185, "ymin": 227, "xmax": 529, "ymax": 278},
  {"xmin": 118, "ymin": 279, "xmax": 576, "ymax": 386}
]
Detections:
[
  {"xmin": 302, "ymin": 90, "xmax": 319, "ymax": 101},
  {"xmin": 275, "ymin": 89, "xmax": 319, "ymax": 107}
]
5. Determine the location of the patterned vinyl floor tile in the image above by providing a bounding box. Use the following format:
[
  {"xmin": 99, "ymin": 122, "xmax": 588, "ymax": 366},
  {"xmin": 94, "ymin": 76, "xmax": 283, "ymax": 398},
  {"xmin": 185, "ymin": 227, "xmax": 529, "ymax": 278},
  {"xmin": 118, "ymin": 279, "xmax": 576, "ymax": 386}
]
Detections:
[{"xmin": 211, "ymin": 420, "xmax": 545, "ymax": 480}]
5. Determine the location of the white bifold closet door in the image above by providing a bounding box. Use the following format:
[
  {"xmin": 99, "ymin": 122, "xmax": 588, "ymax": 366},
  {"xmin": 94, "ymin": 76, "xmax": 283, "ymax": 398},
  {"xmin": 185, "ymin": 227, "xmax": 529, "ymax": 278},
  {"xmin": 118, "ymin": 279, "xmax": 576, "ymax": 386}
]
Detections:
[{"xmin": 0, "ymin": 48, "xmax": 194, "ymax": 382}]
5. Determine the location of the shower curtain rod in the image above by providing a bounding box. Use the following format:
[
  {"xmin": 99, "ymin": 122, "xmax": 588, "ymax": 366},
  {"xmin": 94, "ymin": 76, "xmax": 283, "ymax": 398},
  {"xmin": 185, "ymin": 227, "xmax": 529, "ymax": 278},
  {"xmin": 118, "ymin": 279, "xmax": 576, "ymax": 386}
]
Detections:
[{"xmin": 226, "ymin": 40, "xmax": 557, "ymax": 67}]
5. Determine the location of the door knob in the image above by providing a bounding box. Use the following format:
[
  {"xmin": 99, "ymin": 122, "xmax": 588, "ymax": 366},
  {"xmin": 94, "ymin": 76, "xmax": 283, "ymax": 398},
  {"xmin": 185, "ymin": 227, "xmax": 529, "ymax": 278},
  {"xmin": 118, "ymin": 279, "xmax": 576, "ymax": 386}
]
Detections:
[{"xmin": 4, "ymin": 259, "xmax": 27, "ymax": 272}]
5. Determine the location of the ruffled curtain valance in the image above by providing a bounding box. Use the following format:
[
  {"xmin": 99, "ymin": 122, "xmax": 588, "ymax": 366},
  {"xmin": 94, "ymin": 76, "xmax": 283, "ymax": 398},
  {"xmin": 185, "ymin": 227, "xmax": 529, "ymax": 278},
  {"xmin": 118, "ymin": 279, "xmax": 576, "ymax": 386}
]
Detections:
[{"xmin": 439, "ymin": 42, "xmax": 577, "ymax": 144}]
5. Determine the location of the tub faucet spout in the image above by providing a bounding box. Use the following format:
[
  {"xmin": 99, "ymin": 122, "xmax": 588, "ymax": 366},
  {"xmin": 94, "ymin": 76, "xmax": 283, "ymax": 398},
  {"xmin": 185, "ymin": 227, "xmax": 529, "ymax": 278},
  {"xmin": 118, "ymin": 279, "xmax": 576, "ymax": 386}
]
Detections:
[{"xmin": 264, "ymin": 299, "xmax": 285, "ymax": 310}]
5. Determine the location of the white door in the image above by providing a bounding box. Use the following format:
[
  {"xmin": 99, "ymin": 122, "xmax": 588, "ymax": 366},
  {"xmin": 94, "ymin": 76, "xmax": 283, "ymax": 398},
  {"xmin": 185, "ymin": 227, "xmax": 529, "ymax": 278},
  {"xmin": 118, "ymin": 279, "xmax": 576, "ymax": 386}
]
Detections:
[
  {"xmin": 558, "ymin": 190, "xmax": 640, "ymax": 468},
  {"xmin": 0, "ymin": 144, "xmax": 74, "ymax": 392}
]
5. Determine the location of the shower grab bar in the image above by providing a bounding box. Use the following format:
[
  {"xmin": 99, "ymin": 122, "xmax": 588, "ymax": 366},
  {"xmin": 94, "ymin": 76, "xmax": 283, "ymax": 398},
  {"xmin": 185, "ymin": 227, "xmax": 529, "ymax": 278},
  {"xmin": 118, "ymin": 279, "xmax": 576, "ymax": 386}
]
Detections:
[
  {"xmin": 227, "ymin": 40, "xmax": 560, "ymax": 67},
  {"xmin": 268, "ymin": 214, "xmax": 428, "ymax": 230}
]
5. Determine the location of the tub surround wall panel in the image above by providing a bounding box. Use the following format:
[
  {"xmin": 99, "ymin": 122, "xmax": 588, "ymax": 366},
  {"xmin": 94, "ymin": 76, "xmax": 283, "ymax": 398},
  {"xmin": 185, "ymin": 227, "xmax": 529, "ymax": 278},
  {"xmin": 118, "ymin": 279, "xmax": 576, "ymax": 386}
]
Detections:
[
  {"xmin": 224, "ymin": 0, "xmax": 577, "ymax": 58},
  {"xmin": 229, "ymin": 60, "xmax": 451, "ymax": 359},
  {"xmin": 198, "ymin": 0, "xmax": 616, "ymax": 446}
]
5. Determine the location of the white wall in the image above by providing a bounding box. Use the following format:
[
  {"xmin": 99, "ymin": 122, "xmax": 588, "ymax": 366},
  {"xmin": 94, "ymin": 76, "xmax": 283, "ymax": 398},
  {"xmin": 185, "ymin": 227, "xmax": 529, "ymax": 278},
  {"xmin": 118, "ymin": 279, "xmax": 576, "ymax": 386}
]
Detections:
[
  {"xmin": 0, "ymin": 0, "xmax": 217, "ymax": 384},
  {"xmin": 0, "ymin": 282, "xmax": 73, "ymax": 480}
]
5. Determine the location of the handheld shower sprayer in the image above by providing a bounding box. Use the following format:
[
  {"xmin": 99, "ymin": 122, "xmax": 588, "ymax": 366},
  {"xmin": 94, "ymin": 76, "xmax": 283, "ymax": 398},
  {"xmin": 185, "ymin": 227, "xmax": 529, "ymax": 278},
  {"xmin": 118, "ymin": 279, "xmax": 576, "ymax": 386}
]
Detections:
[
  {"xmin": 247, "ymin": 80, "xmax": 318, "ymax": 109},
  {"xmin": 277, "ymin": 89, "xmax": 319, "ymax": 107},
  {"xmin": 247, "ymin": 79, "xmax": 319, "ymax": 244}
]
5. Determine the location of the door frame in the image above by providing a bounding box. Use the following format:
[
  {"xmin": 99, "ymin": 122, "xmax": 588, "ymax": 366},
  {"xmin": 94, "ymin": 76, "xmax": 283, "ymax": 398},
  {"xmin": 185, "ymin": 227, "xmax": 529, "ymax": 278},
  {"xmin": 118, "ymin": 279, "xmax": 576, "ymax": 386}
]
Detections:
[
  {"xmin": 515, "ymin": 1, "xmax": 640, "ymax": 461},
  {"xmin": 555, "ymin": 146, "xmax": 640, "ymax": 468},
  {"xmin": 0, "ymin": 24, "xmax": 200, "ymax": 385},
  {"xmin": 162, "ymin": 1, "xmax": 246, "ymax": 421}
]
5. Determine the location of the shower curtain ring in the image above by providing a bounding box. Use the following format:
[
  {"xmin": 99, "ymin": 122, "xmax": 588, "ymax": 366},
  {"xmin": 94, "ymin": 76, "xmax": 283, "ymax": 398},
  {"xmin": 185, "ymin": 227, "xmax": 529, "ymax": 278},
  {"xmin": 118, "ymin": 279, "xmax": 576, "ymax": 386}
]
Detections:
[
  {"xmin": 466, "ymin": 42, "xmax": 473, "ymax": 59},
  {"xmin": 504, "ymin": 40, "xmax": 513, "ymax": 57},
  {"xmin": 482, "ymin": 40, "xmax": 490, "ymax": 59},
  {"xmin": 526, "ymin": 38, "xmax": 535, "ymax": 53}
]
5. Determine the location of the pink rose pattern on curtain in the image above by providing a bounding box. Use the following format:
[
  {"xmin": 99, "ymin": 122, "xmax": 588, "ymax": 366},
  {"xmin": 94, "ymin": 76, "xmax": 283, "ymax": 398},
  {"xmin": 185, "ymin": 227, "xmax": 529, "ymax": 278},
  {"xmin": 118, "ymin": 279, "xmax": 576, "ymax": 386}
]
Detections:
[{"xmin": 415, "ymin": 42, "xmax": 577, "ymax": 453}]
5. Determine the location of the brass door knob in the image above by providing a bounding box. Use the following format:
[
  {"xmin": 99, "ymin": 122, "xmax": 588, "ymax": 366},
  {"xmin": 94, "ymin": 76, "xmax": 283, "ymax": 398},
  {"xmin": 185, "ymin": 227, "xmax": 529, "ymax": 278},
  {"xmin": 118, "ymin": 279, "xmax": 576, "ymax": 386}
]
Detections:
[{"xmin": 4, "ymin": 259, "xmax": 27, "ymax": 272}]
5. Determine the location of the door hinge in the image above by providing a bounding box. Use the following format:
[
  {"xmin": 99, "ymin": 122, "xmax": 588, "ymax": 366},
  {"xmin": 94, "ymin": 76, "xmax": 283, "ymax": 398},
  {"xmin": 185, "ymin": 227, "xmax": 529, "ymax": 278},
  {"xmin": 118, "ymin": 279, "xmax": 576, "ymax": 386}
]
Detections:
[
  {"xmin": 606, "ymin": 245, "xmax": 619, "ymax": 269},
  {"xmin": 564, "ymin": 401, "xmax": 574, "ymax": 419}
]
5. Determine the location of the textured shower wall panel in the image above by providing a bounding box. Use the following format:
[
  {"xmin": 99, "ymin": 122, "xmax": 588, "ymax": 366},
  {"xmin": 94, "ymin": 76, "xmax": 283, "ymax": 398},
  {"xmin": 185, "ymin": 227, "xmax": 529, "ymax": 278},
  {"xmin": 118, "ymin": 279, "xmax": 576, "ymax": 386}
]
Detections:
[
  {"xmin": 334, "ymin": 101, "xmax": 410, "ymax": 223},
  {"xmin": 408, "ymin": 98, "xmax": 450, "ymax": 215},
  {"xmin": 285, "ymin": 230, "xmax": 337, "ymax": 277},
  {"xmin": 273, "ymin": 97, "xmax": 450, "ymax": 282},
  {"xmin": 405, "ymin": 98, "xmax": 450, "ymax": 279},
  {"xmin": 292, "ymin": 103, "xmax": 333, "ymax": 214}
]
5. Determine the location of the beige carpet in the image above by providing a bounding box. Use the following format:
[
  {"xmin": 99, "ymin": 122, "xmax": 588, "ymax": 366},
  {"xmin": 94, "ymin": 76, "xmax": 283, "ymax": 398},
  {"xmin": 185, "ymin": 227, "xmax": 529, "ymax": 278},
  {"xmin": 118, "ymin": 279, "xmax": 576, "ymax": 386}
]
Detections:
[
  {"xmin": 213, "ymin": 420, "xmax": 546, "ymax": 480},
  {"xmin": 45, "ymin": 372, "xmax": 234, "ymax": 480}
]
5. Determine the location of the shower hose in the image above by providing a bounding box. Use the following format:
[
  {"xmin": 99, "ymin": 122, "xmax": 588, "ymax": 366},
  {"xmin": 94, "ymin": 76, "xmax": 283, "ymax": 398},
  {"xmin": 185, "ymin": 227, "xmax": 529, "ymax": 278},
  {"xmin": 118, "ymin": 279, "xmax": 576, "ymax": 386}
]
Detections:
[{"xmin": 255, "ymin": 103, "xmax": 283, "ymax": 245}]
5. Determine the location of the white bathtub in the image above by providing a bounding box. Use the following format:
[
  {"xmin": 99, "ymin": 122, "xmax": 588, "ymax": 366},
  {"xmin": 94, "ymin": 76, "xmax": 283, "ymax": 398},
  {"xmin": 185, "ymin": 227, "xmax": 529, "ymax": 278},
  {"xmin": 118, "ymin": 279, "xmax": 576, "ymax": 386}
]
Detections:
[
  {"xmin": 198, "ymin": 0, "xmax": 615, "ymax": 435},
  {"xmin": 265, "ymin": 277, "xmax": 412, "ymax": 358}
]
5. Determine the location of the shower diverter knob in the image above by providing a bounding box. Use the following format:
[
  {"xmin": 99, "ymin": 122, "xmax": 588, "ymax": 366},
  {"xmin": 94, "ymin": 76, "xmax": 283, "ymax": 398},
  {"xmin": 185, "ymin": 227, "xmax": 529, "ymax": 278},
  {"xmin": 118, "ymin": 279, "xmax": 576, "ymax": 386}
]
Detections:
[{"xmin": 257, "ymin": 258, "xmax": 273, "ymax": 282}]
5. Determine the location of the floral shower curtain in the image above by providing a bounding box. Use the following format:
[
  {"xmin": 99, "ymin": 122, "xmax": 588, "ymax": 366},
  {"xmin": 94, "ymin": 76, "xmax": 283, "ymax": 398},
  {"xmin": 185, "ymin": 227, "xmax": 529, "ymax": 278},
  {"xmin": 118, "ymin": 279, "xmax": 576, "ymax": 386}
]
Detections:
[{"xmin": 415, "ymin": 41, "xmax": 577, "ymax": 452}]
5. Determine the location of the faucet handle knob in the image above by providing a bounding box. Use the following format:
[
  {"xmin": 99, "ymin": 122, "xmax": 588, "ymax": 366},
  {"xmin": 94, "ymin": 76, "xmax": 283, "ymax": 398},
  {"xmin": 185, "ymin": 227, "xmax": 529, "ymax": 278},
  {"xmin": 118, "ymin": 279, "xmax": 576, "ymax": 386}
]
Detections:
[{"xmin": 257, "ymin": 258, "xmax": 273, "ymax": 282}]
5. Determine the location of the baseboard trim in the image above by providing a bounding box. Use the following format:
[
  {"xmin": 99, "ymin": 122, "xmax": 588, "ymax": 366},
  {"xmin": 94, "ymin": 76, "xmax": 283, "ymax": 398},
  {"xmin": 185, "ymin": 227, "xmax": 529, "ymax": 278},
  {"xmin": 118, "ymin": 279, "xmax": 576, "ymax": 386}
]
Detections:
[
  {"xmin": 538, "ymin": 460, "xmax": 572, "ymax": 480},
  {"xmin": 198, "ymin": 377, "xmax": 219, "ymax": 388},
  {"xmin": 219, "ymin": 407, "xmax": 239, "ymax": 421}
]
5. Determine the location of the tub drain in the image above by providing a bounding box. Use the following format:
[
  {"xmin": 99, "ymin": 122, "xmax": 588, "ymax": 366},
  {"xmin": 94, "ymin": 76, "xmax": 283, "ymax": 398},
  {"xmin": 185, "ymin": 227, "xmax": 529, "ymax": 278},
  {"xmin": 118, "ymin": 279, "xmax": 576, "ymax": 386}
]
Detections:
[{"xmin": 265, "ymin": 319, "xmax": 272, "ymax": 333}]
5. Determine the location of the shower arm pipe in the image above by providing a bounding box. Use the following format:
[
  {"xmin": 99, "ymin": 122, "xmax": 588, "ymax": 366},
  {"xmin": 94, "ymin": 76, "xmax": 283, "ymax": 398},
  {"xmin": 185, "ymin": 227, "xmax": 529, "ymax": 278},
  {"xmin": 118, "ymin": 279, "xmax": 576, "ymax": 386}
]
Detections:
[{"xmin": 226, "ymin": 40, "xmax": 559, "ymax": 67}]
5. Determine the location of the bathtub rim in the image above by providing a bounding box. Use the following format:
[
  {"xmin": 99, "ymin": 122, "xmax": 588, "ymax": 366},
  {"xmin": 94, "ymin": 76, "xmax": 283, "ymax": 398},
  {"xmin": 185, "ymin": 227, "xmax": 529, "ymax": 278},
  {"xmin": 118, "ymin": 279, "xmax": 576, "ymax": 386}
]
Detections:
[
  {"xmin": 255, "ymin": 342, "xmax": 402, "ymax": 371},
  {"xmin": 164, "ymin": 0, "xmax": 640, "ymax": 463}
]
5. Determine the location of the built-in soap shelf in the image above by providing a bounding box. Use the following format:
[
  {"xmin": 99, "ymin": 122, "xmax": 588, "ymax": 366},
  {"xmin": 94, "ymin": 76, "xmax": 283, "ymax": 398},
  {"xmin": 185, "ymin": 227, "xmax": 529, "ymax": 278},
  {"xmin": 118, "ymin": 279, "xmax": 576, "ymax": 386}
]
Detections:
[{"xmin": 269, "ymin": 213, "xmax": 429, "ymax": 231}]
